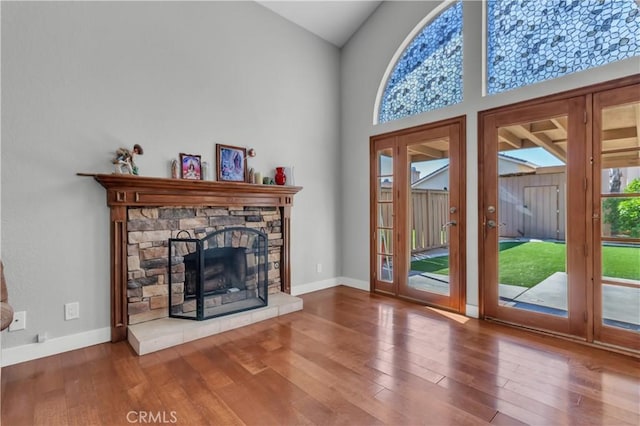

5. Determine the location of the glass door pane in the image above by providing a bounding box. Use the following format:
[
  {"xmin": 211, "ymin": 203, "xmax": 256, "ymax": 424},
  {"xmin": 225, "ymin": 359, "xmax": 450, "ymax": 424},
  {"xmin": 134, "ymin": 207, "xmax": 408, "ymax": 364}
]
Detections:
[
  {"xmin": 407, "ymin": 137, "xmax": 451, "ymax": 296},
  {"xmin": 376, "ymin": 148, "xmax": 394, "ymax": 284},
  {"xmin": 496, "ymin": 116, "xmax": 569, "ymax": 318},
  {"xmin": 595, "ymin": 97, "xmax": 640, "ymax": 348}
]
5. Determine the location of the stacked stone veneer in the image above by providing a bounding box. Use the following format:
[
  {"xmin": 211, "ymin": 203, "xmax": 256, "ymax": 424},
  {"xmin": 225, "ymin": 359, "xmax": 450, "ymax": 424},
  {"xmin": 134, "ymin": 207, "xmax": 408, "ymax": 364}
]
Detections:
[{"xmin": 127, "ymin": 206, "xmax": 282, "ymax": 325}]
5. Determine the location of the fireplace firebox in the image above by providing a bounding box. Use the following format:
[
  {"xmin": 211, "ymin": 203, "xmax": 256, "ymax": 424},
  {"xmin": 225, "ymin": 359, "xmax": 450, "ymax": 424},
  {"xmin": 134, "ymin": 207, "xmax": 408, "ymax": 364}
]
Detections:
[{"xmin": 168, "ymin": 227, "xmax": 268, "ymax": 320}]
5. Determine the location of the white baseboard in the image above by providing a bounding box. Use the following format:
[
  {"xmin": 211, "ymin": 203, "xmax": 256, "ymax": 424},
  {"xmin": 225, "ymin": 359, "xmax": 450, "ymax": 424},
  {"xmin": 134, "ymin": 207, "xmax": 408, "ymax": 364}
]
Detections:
[
  {"xmin": 291, "ymin": 278, "xmax": 341, "ymax": 295},
  {"xmin": 1, "ymin": 327, "xmax": 111, "ymax": 367},
  {"xmin": 466, "ymin": 304, "xmax": 479, "ymax": 318},
  {"xmin": 290, "ymin": 277, "xmax": 370, "ymax": 296},
  {"xmin": 338, "ymin": 277, "xmax": 369, "ymax": 291}
]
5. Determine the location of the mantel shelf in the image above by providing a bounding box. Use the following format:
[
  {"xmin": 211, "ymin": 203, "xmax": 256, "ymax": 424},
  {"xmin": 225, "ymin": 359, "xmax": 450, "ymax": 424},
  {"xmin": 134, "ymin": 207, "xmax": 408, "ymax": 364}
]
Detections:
[{"xmin": 77, "ymin": 173, "xmax": 302, "ymax": 207}]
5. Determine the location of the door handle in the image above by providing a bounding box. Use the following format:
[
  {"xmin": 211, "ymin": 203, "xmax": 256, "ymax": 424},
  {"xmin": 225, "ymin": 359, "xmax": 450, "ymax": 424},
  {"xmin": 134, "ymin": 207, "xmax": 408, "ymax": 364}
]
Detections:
[
  {"xmin": 487, "ymin": 219, "xmax": 497, "ymax": 228},
  {"xmin": 442, "ymin": 220, "xmax": 457, "ymax": 228}
]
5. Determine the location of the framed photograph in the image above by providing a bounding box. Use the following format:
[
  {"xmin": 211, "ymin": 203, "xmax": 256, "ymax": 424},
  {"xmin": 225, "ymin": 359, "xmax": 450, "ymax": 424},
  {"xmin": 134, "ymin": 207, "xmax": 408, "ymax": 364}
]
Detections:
[
  {"xmin": 216, "ymin": 144, "xmax": 247, "ymax": 182},
  {"xmin": 180, "ymin": 153, "xmax": 202, "ymax": 180}
]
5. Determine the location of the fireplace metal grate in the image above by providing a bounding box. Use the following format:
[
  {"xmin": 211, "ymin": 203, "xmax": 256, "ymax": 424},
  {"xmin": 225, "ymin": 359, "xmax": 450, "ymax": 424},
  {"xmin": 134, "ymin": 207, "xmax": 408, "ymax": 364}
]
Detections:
[{"xmin": 168, "ymin": 227, "xmax": 268, "ymax": 320}]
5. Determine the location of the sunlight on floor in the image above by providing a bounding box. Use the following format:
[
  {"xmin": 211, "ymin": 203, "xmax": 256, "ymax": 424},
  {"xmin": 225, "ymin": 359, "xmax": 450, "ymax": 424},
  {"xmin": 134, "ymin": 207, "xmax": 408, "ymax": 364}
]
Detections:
[{"xmin": 423, "ymin": 306, "xmax": 470, "ymax": 324}]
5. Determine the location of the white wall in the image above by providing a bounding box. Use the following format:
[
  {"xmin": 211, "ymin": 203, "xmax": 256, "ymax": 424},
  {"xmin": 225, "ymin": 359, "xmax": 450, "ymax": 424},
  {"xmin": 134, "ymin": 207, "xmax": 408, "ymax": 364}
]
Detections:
[
  {"xmin": 1, "ymin": 1, "xmax": 341, "ymax": 352},
  {"xmin": 340, "ymin": 1, "xmax": 640, "ymax": 311}
]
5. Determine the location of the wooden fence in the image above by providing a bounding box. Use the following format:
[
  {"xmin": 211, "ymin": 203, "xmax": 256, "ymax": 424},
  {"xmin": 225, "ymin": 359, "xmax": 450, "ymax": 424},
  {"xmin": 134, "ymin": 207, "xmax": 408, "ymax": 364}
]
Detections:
[
  {"xmin": 411, "ymin": 189, "xmax": 450, "ymax": 253},
  {"xmin": 379, "ymin": 189, "xmax": 450, "ymax": 254}
]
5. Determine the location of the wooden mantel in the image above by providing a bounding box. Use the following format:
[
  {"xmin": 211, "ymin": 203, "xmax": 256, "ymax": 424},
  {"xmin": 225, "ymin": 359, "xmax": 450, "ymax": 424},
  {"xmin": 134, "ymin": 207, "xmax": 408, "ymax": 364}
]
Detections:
[{"xmin": 79, "ymin": 173, "xmax": 302, "ymax": 342}]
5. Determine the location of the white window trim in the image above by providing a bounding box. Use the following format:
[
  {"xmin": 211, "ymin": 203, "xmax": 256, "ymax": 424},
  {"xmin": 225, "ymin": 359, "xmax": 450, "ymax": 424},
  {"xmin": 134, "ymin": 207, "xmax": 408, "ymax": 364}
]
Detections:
[{"xmin": 481, "ymin": 0, "xmax": 488, "ymax": 96}]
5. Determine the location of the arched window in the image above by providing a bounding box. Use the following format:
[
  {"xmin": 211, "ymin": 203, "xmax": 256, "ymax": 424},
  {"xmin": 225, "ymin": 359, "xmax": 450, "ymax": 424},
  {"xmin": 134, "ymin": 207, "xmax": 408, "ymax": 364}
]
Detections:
[
  {"xmin": 376, "ymin": 1, "xmax": 463, "ymax": 124},
  {"xmin": 487, "ymin": 0, "xmax": 640, "ymax": 94}
]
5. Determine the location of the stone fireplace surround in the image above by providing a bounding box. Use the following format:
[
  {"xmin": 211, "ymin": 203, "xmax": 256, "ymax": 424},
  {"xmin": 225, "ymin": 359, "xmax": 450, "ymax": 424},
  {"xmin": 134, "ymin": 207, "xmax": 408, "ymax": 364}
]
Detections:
[
  {"xmin": 80, "ymin": 173, "xmax": 302, "ymax": 343},
  {"xmin": 129, "ymin": 206, "xmax": 277, "ymax": 324}
]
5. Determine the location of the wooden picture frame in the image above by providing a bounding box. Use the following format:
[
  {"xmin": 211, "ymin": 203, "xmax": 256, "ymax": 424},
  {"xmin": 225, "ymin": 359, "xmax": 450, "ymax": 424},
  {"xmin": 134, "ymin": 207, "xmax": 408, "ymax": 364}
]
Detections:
[
  {"xmin": 216, "ymin": 144, "xmax": 247, "ymax": 182},
  {"xmin": 180, "ymin": 153, "xmax": 202, "ymax": 180}
]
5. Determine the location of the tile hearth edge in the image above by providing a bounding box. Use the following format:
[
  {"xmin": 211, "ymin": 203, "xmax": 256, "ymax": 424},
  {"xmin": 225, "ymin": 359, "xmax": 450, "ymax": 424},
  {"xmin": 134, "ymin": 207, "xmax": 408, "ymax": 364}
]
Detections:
[{"xmin": 127, "ymin": 292, "xmax": 303, "ymax": 355}]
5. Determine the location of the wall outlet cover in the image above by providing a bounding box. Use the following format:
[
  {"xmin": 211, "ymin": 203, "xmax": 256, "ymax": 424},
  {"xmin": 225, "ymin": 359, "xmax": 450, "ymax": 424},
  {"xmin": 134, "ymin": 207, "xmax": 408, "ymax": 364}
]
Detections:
[
  {"xmin": 65, "ymin": 302, "xmax": 80, "ymax": 320},
  {"xmin": 9, "ymin": 311, "xmax": 26, "ymax": 331}
]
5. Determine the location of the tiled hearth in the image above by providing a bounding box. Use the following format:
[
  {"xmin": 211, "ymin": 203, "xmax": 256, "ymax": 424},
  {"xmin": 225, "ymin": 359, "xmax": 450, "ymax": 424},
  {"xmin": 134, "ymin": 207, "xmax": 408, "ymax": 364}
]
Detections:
[{"xmin": 128, "ymin": 292, "xmax": 302, "ymax": 355}]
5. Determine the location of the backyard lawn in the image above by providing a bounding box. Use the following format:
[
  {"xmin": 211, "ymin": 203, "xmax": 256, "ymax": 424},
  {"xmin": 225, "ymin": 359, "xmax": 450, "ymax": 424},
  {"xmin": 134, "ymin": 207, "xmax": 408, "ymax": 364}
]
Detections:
[{"xmin": 411, "ymin": 241, "xmax": 640, "ymax": 288}]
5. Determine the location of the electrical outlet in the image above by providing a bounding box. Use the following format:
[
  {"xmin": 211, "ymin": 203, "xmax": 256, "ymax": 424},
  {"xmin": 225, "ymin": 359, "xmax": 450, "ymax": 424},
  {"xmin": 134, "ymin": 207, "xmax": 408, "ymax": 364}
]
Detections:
[
  {"xmin": 65, "ymin": 302, "xmax": 80, "ymax": 320},
  {"xmin": 316, "ymin": 263, "xmax": 323, "ymax": 273},
  {"xmin": 9, "ymin": 311, "xmax": 26, "ymax": 331}
]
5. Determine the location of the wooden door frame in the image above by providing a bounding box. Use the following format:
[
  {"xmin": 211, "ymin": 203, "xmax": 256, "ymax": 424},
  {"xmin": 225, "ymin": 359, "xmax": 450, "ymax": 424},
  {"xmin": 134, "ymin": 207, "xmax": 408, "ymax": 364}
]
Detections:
[
  {"xmin": 478, "ymin": 74, "xmax": 640, "ymax": 340},
  {"xmin": 370, "ymin": 116, "xmax": 466, "ymax": 313}
]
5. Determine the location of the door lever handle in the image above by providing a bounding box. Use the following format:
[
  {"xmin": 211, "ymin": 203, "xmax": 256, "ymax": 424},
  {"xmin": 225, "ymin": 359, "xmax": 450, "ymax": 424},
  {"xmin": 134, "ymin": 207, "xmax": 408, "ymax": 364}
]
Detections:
[{"xmin": 442, "ymin": 220, "xmax": 457, "ymax": 228}]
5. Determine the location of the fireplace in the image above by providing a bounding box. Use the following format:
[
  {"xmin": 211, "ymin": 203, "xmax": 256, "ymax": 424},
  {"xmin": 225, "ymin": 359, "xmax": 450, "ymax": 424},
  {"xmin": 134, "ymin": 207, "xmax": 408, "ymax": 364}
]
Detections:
[
  {"xmin": 169, "ymin": 227, "xmax": 268, "ymax": 320},
  {"xmin": 80, "ymin": 173, "xmax": 301, "ymax": 342}
]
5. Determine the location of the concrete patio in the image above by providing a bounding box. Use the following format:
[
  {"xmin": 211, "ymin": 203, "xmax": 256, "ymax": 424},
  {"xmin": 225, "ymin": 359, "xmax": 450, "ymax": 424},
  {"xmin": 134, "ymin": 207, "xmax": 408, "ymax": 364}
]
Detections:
[{"xmin": 408, "ymin": 271, "xmax": 640, "ymax": 330}]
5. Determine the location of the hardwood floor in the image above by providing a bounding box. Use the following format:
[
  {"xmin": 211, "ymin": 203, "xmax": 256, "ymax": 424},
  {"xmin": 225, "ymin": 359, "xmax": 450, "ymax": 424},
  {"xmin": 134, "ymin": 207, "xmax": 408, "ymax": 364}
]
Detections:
[{"xmin": 2, "ymin": 286, "xmax": 639, "ymax": 425}]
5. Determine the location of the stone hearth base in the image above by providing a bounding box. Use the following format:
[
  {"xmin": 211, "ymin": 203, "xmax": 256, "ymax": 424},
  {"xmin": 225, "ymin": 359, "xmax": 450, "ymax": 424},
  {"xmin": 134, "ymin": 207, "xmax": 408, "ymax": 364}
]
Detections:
[{"xmin": 128, "ymin": 292, "xmax": 302, "ymax": 355}]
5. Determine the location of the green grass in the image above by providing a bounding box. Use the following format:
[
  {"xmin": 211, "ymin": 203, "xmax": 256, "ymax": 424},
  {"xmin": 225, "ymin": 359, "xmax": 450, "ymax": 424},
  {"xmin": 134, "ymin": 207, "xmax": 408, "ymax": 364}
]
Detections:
[
  {"xmin": 602, "ymin": 245, "xmax": 640, "ymax": 280},
  {"xmin": 411, "ymin": 241, "xmax": 640, "ymax": 288},
  {"xmin": 496, "ymin": 241, "xmax": 565, "ymax": 287},
  {"xmin": 410, "ymin": 256, "xmax": 449, "ymax": 274}
]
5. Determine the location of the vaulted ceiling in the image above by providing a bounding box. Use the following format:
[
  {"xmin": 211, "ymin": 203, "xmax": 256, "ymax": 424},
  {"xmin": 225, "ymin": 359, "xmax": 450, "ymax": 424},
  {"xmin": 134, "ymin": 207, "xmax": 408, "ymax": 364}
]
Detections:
[{"xmin": 256, "ymin": 1, "xmax": 382, "ymax": 47}]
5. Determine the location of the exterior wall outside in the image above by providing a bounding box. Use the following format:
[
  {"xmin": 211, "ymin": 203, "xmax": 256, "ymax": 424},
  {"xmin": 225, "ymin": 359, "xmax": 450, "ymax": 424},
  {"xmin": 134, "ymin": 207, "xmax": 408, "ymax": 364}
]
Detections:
[
  {"xmin": 1, "ymin": 1, "xmax": 341, "ymax": 349},
  {"xmin": 340, "ymin": 1, "xmax": 640, "ymax": 310},
  {"xmin": 413, "ymin": 170, "xmax": 449, "ymax": 190}
]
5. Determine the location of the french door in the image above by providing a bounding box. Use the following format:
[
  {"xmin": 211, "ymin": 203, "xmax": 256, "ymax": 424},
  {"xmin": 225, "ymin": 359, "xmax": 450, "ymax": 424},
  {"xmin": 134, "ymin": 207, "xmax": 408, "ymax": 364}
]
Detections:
[
  {"xmin": 480, "ymin": 97, "xmax": 588, "ymax": 337},
  {"xmin": 593, "ymin": 85, "xmax": 640, "ymax": 352},
  {"xmin": 480, "ymin": 78, "xmax": 640, "ymax": 352},
  {"xmin": 371, "ymin": 117, "xmax": 466, "ymax": 313}
]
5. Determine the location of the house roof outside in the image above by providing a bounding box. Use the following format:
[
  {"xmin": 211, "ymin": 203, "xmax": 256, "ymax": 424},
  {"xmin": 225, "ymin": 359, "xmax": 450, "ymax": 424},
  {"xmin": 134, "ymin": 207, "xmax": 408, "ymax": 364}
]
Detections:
[
  {"xmin": 411, "ymin": 163, "xmax": 449, "ymax": 188},
  {"xmin": 411, "ymin": 152, "xmax": 540, "ymax": 188}
]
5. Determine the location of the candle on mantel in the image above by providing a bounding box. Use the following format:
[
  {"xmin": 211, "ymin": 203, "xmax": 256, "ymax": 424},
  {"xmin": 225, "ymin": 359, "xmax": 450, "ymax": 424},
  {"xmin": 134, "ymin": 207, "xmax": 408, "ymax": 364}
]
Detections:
[{"xmin": 254, "ymin": 172, "xmax": 262, "ymax": 184}]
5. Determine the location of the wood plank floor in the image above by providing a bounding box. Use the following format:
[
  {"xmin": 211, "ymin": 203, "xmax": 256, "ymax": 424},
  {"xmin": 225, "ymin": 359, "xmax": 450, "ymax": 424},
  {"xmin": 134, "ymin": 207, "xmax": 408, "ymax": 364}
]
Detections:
[{"xmin": 2, "ymin": 286, "xmax": 639, "ymax": 425}]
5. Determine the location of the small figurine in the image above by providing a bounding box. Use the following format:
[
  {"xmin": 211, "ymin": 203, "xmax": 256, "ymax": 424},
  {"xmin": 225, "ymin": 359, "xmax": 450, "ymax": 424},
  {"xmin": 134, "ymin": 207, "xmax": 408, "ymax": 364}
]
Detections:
[
  {"xmin": 202, "ymin": 161, "xmax": 211, "ymax": 180},
  {"xmin": 170, "ymin": 159, "xmax": 179, "ymax": 179},
  {"xmin": 113, "ymin": 144, "xmax": 144, "ymax": 175}
]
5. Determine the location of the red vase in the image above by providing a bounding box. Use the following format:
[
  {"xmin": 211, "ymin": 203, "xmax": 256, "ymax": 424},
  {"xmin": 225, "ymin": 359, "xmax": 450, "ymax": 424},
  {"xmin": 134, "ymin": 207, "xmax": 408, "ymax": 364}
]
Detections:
[{"xmin": 275, "ymin": 167, "xmax": 286, "ymax": 185}]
